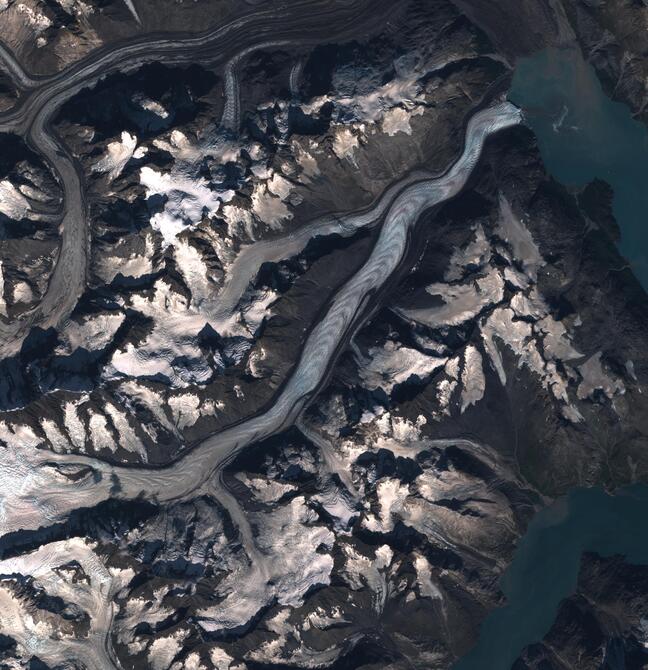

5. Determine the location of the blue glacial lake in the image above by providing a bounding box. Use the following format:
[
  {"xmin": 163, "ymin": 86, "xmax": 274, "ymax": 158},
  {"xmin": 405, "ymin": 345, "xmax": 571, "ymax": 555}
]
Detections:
[
  {"xmin": 508, "ymin": 46, "xmax": 648, "ymax": 288},
  {"xmin": 454, "ymin": 46, "xmax": 648, "ymax": 669},
  {"xmin": 453, "ymin": 485, "xmax": 648, "ymax": 670}
]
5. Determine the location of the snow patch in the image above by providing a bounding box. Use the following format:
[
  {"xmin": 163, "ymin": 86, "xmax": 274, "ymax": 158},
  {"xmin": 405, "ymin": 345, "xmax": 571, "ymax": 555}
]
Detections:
[
  {"xmin": 0, "ymin": 180, "xmax": 30, "ymax": 220},
  {"xmin": 93, "ymin": 131, "xmax": 137, "ymax": 181},
  {"xmin": 460, "ymin": 345, "xmax": 485, "ymax": 413},
  {"xmin": 359, "ymin": 340, "xmax": 446, "ymax": 393},
  {"xmin": 381, "ymin": 105, "xmax": 424, "ymax": 136}
]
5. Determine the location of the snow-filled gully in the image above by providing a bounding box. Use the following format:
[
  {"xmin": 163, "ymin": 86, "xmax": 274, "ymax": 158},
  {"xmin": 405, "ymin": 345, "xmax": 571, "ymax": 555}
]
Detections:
[
  {"xmin": 0, "ymin": 2, "xmax": 529, "ymax": 664},
  {"xmin": 0, "ymin": 101, "xmax": 522, "ymax": 540},
  {"xmin": 0, "ymin": 0, "xmax": 393, "ymax": 358},
  {"xmin": 0, "ymin": 87, "xmax": 521, "ymax": 667}
]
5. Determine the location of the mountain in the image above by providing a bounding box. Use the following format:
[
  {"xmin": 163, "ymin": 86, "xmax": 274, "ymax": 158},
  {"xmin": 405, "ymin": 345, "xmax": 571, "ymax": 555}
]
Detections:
[{"xmin": 0, "ymin": 0, "xmax": 647, "ymax": 668}]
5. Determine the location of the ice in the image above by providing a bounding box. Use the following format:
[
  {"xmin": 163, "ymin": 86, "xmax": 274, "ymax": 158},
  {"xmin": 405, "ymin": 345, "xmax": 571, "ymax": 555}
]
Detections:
[
  {"xmin": 56, "ymin": 312, "xmax": 125, "ymax": 355},
  {"xmin": 140, "ymin": 166, "xmax": 225, "ymax": 248},
  {"xmin": 94, "ymin": 233, "xmax": 155, "ymax": 283},
  {"xmin": 56, "ymin": 0, "xmax": 94, "ymax": 16},
  {"xmin": 41, "ymin": 418, "xmax": 70, "ymax": 453},
  {"xmin": 0, "ymin": 538, "xmax": 131, "ymax": 669},
  {"xmin": 148, "ymin": 630, "xmax": 187, "ymax": 670},
  {"xmin": 445, "ymin": 224, "xmax": 491, "ymax": 281},
  {"xmin": 64, "ymin": 398, "xmax": 88, "ymax": 450},
  {"xmin": 414, "ymin": 553, "xmax": 443, "ymax": 600},
  {"xmin": 332, "ymin": 127, "xmax": 359, "ymax": 162},
  {"xmin": 341, "ymin": 543, "xmax": 393, "ymax": 613},
  {"xmin": 105, "ymin": 279, "xmax": 216, "ymax": 387},
  {"xmin": 460, "ymin": 345, "xmax": 485, "ymax": 413},
  {"xmin": 12, "ymin": 280, "xmax": 33, "ymax": 305},
  {"xmin": 235, "ymin": 473, "xmax": 296, "ymax": 504},
  {"xmin": 92, "ymin": 131, "xmax": 137, "ymax": 181},
  {"xmin": 382, "ymin": 105, "xmax": 424, "ymax": 136},
  {"xmin": 16, "ymin": 4, "xmax": 52, "ymax": 35},
  {"xmin": 104, "ymin": 402, "xmax": 147, "ymax": 461},
  {"xmin": 251, "ymin": 181, "xmax": 292, "ymax": 229},
  {"xmin": 398, "ymin": 267, "xmax": 505, "ymax": 328},
  {"xmin": 497, "ymin": 195, "xmax": 544, "ymax": 281},
  {"xmin": 88, "ymin": 410, "xmax": 117, "ymax": 453},
  {"xmin": 121, "ymin": 0, "xmax": 141, "ymax": 24},
  {"xmin": 209, "ymin": 648, "xmax": 235, "ymax": 670},
  {"xmin": 198, "ymin": 497, "xmax": 334, "ymax": 633},
  {"xmin": 359, "ymin": 340, "xmax": 446, "ymax": 393},
  {"xmin": 133, "ymin": 93, "xmax": 169, "ymax": 119},
  {"xmin": 577, "ymin": 351, "xmax": 625, "ymax": 400},
  {"xmin": 363, "ymin": 478, "xmax": 409, "ymax": 533},
  {"xmin": 168, "ymin": 393, "xmax": 201, "ymax": 430},
  {"xmin": 0, "ymin": 179, "xmax": 30, "ymax": 220}
]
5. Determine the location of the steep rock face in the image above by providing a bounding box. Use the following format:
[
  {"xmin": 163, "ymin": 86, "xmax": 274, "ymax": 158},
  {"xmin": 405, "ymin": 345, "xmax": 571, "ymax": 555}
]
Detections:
[
  {"xmin": 447, "ymin": 0, "xmax": 648, "ymax": 125},
  {"xmin": 0, "ymin": 0, "xmax": 508, "ymax": 465},
  {"xmin": 561, "ymin": 0, "xmax": 648, "ymax": 124},
  {"xmin": 0, "ymin": 71, "xmax": 17, "ymax": 112},
  {"xmin": 514, "ymin": 552, "xmax": 648, "ymax": 669},
  {"xmin": 0, "ymin": 132, "xmax": 62, "ymax": 320},
  {"xmin": 0, "ymin": 1, "xmax": 647, "ymax": 669},
  {"xmin": 449, "ymin": 0, "xmax": 576, "ymax": 58},
  {"xmin": 0, "ymin": 0, "xmax": 239, "ymax": 75},
  {"xmin": 325, "ymin": 125, "xmax": 648, "ymax": 497}
]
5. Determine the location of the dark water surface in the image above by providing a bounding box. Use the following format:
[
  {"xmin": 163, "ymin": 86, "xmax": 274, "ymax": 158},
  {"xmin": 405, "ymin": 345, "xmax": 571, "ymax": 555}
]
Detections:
[
  {"xmin": 453, "ymin": 47, "xmax": 648, "ymax": 670},
  {"xmin": 508, "ymin": 46, "xmax": 648, "ymax": 287},
  {"xmin": 454, "ymin": 485, "xmax": 648, "ymax": 670}
]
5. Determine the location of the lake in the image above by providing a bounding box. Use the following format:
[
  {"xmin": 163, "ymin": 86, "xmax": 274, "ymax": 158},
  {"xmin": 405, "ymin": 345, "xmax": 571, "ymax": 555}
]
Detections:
[
  {"xmin": 508, "ymin": 46, "xmax": 648, "ymax": 287},
  {"xmin": 453, "ymin": 485, "xmax": 648, "ymax": 670},
  {"xmin": 453, "ymin": 46, "xmax": 648, "ymax": 669}
]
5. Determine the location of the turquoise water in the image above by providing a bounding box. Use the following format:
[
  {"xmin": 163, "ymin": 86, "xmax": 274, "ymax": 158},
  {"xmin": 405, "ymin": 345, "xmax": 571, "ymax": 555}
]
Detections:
[
  {"xmin": 453, "ymin": 485, "xmax": 648, "ymax": 670},
  {"xmin": 453, "ymin": 48, "xmax": 648, "ymax": 669},
  {"xmin": 508, "ymin": 47, "xmax": 648, "ymax": 287}
]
